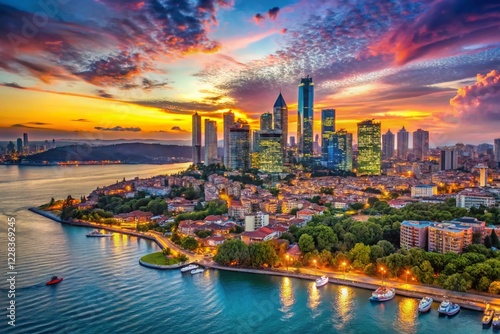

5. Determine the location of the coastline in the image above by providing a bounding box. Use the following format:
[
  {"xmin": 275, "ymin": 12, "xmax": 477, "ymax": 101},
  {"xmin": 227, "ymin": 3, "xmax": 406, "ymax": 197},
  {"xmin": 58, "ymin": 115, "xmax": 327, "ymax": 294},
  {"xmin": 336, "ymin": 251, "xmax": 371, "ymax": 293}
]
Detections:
[{"xmin": 29, "ymin": 207, "xmax": 498, "ymax": 312}]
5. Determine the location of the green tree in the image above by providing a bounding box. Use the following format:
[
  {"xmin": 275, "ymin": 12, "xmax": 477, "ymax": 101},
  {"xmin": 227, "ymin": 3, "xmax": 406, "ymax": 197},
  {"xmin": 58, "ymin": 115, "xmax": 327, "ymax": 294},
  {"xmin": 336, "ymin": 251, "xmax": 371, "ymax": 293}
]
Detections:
[
  {"xmin": 477, "ymin": 277, "xmax": 491, "ymax": 292},
  {"xmin": 316, "ymin": 225, "xmax": 338, "ymax": 252},
  {"xmin": 491, "ymin": 230, "xmax": 500, "ymax": 249},
  {"xmin": 370, "ymin": 245, "xmax": 384, "ymax": 263},
  {"xmin": 441, "ymin": 273, "xmax": 469, "ymax": 292},
  {"xmin": 349, "ymin": 243, "xmax": 371, "ymax": 269},
  {"xmin": 412, "ymin": 260, "xmax": 435, "ymax": 284},
  {"xmin": 298, "ymin": 234, "xmax": 315, "ymax": 254},
  {"xmin": 367, "ymin": 197, "xmax": 379, "ymax": 208},
  {"xmin": 181, "ymin": 237, "xmax": 198, "ymax": 251},
  {"xmin": 162, "ymin": 247, "xmax": 171, "ymax": 256},
  {"xmin": 280, "ymin": 232, "xmax": 296, "ymax": 244},
  {"xmin": 489, "ymin": 281, "xmax": 500, "ymax": 294},
  {"xmin": 248, "ymin": 241, "xmax": 278, "ymax": 268},
  {"xmin": 350, "ymin": 202, "xmax": 364, "ymax": 211},
  {"xmin": 214, "ymin": 239, "xmax": 250, "ymax": 266},
  {"xmin": 377, "ymin": 240, "xmax": 396, "ymax": 255}
]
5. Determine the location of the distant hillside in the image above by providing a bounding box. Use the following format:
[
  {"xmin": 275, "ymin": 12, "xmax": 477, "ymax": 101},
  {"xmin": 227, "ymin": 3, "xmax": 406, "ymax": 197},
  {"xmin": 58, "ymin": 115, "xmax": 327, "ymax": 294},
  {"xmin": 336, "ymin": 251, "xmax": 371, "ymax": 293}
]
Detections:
[{"xmin": 24, "ymin": 143, "xmax": 192, "ymax": 164}]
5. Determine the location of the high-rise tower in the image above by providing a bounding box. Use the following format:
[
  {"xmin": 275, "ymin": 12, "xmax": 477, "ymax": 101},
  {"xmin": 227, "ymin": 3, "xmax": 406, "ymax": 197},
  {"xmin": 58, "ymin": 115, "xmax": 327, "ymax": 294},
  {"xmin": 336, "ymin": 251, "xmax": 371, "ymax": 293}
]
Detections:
[
  {"xmin": 223, "ymin": 110, "xmax": 235, "ymax": 167},
  {"xmin": 328, "ymin": 129, "xmax": 352, "ymax": 172},
  {"xmin": 413, "ymin": 129, "xmax": 429, "ymax": 161},
  {"xmin": 382, "ymin": 129, "xmax": 395, "ymax": 160},
  {"xmin": 229, "ymin": 120, "xmax": 250, "ymax": 171},
  {"xmin": 192, "ymin": 113, "xmax": 202, "ymax": 164},
  {"xmin": 321, "ymin": 109, "xmax": 335, "ymax": 164},
  {"xmin": 298, "ymin": 77, "xmax": 314, "ymax": 160},
  {"xmin": 204, "ymin": 119, "xmax": 218, "ymax": 166},
  {"xmin": 260, "ymin": 112, "xmax": 273, "ymax": 131},
  {"xmin": 357, "ymin": 119, "xmax": 381, "ymax": 175},
  {"xmin": 273, "ymin": 93, "xmax": 288, "ymax": 160},
  {"xmin": 397, "ymin": 126, "xmax": 409, "ymax": 160}
]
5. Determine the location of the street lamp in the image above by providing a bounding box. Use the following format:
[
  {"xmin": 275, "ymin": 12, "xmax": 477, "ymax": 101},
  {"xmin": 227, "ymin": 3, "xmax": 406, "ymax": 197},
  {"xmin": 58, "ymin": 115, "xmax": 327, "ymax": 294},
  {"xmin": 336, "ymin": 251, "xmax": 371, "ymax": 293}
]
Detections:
[
  {"xmin": 313, "ymin": 259, "xmax": 317, "ymax": 276},
  {"xmin": 379, "ymin": 267, "xmax": 386, "ymax": 284},
  {"xmin": 406, "ymin": 270, "xmax": 410, "ymax": 283},
  {"xmin": 286, "ymin": 254, "xmax": 289, "ymax": 271},
  {"xmin": 342, "ymin": 261, "xmax": 347, "ymax": 279}
]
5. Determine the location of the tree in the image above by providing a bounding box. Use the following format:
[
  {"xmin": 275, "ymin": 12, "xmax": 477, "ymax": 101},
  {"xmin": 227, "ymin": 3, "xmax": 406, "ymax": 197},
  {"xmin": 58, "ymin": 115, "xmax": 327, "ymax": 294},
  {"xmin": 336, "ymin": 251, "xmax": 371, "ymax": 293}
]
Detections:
[
  {"xmin": 370, "ymin": 245, "xmax": 384, "ymax": 263},
  {"xmin": 367, "ymin": 197, "xmax": 379, "ymax": 208},
  {"xmin": 350, "ymin": 202, "xmax": 364, "ymax": 211},
  {"xmin": 49, "ymin": 197, "xmax": 55, "ymax": 207},
  {"xmin": 280, "ymin": 232, "xmax": 296, "ymax": 244},
  {"xmin": 489, "ymin": 281, "xmax": 500, "ymax": 295},
  {"xmin": 349, "ymin": 243, "xmax": 371, "ymax": 269},
  {"xmin": 298, "ymin": 234, "xmax": 315, "ymax": 254},
  {"xmin": 214, "ymin": 239, "xmax": 250, "ymax": 266},
  {"xmin": 248, "ymin": 241, "xmax": 278, "ymax": 268},
  {"xmin": 162, "ymin": 247, "xmax": 171, "ymax": 256},
  {"xmin": 491, "ymin": 230, "xmax": 500, "ymax": 249},
  {"xmin": 412, "ymin": 260, "xmax": 435, "ymax": 284},
  {"xmin": 377, "ymin": 240, "xmax": 396, "ymax": 256},
  {"xmin": 477, "ymin": 277, "xmax": 491, "ymax": 292},
  {"xmin": 485, "ymin": 235, "xmax": 493, "ymax": 248},
  {"xmin": 315, "ymin": 225, "xmax": 338, "ymax": 252},
  {"xmin": 171, "ymin": 231, "xmax": 182, "ymax": 245},
  {"xmin": 181, "ymin": 237, "xmax": 198, "ymax": 251},
  {"xmin": 441, "ymin": 273, "xmax": 469, "ymax": 292}
]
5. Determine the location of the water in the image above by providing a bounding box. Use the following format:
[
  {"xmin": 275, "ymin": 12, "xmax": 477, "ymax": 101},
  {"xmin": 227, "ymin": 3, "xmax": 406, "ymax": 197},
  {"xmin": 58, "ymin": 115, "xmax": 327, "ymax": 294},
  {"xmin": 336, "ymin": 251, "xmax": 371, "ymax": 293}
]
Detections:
[{"xmin": 0, "ymin": 164, "xmax": 485, "ymax": 333}]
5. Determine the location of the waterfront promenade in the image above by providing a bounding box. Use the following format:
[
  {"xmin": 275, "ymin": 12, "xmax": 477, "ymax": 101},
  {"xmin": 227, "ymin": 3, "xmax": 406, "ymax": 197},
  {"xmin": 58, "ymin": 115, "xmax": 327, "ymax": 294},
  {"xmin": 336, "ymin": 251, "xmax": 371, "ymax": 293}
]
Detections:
[{"xmin": 30, "ymin": 207, "xmax": 500, "ymax": 312}]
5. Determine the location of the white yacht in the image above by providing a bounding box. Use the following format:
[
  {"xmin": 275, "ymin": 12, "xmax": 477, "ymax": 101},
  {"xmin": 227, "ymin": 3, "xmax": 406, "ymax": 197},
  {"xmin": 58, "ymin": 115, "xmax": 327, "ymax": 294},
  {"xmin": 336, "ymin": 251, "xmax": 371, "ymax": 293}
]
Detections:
[
  {"xmin": 180, "ymin": 264, "xmax": 198, "ymax": 273},
  {"xmin": 437, "ymin": 300, "xmax": 460, "ymax": 316},
  {"xmin": 315, "ymin": 275, "xmax": 329, "ymax": 287},
  {"xmin": 370, "ymin": 286, "xmax": 395, "ymax": 301},
  {"xmin": 418, "ymin": 297, "xmax": 433, "ymax": 312},
  {"xmin": 86, "ymin": 229, "xmax": 113, "ymax": 237},
  {"xmin": 191, "ymin": 268, "xmax": 205, "ymax": 275}
]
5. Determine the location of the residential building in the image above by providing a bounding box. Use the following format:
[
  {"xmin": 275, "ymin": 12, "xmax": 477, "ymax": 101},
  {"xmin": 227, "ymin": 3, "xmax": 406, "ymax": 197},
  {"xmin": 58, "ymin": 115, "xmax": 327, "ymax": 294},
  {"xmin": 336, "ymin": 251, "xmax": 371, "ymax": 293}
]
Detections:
[
  {"xmin": 241, "ymin": 227, "xmax": 277, "ymax": 244},
  {"xmin": 456, "ymin": 188, "xmax": 496, "ymax": 209},
  {"xmin": 440, "ymin": 148, "xmax": 458, "ymax": 170},
  {"xmin": 258, "ymin": 130, "xmax": 283, "ymax": 173},
  {"xmin": 411, "ymin": 184, "xmax": 437, "ymax": 198},
  {"xmin": 273, "ymin": 93, "xmax": 288, "ymax": 160},
  {"xmin": 192, "ymin": 113, "xmax": 202, "ymax": 164},
  {"xmin": 228, "ymin": 120, "xmax": 250, "ymax": 171},
  {"xmin": 357, "ymin": 119, "xmax": 381, "ymax": 175},
  {"xmin": 328, "ymin": 129, "xmax": 352, "ymax": 171},
  {"xmin": 223, "ymin": 110, "xmax": 235, "ymax": 167},
  {"xmin": 298, "ymin": 76, "xmax": 314, "ymax": 160},
  {"xmin": 382, "ymin": 129, "xmax": 394, "ymax": 160},
  {"xmin": 428, "ymin": 222, "xmax": 472, "ymax": 254},
  {"xmin": 397, "ymin": 126, "xmax": 409, "ymax": 160},
  {"xmin": 413, "ymin": 129, "xmax": 429, "ymax": 161},
  {"xmin": 245, "ymin": 212, "xmax": 270, "ymax": 231},
  {"xmin": 477, "ymin": 164, "xmax": 488, "ymax": 187},
  {"xmin": 260, "ymin": 112, "xmax": 273, "ymax": 131},
  {"xmin": 451, "ymin": 217, "xmax": 486, "ymax": 235},
  {"xmin": 204, "ymin": 119, "xmax": 218, "ymax": 166},
  {"xmin": 321, "ymin": 109, "xmax": 336, "ymax": 164},
  {"xmin": 400, "ymin": 220, "xmax": 431, "ymax": 250}
]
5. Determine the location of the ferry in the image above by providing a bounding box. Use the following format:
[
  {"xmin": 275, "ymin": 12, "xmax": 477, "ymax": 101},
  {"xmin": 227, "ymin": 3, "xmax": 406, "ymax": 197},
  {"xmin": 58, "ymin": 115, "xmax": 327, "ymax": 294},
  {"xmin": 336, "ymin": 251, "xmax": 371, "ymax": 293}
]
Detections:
[
  {"xmin": 181, "ymin": 264, "xmax": 199, "ymax": 273},
  {"xmin": 86, "ymin": 229, "xmax": 114, "ymax": 237},
  {"xmin": 191, "ymin": 268, "xmax": 205, "ymax": 275},
  {"xmin": 418, "ymin": 296, "xmax": 433, "ymax": 313},
  {"xmin": 46, "ymin": 276, "xmax": 63, "ymax": 285},
  {"xmin": 370, "ymin": 286, "xmax": 395, "ymax": 302},
  {"xmin": 315, "ymin": 275, "xmax": 329, "ymax": 287},
  {"xmin": 482, "ymin": 306, "xmax": 494, "ymax": 326},
  {"xmin": 437, "ymin": 300, "xmax": 460, "ymax": 316},
  {"xmin": 492, "ymin": 312, "xmax": 500, "ymax": 330}
]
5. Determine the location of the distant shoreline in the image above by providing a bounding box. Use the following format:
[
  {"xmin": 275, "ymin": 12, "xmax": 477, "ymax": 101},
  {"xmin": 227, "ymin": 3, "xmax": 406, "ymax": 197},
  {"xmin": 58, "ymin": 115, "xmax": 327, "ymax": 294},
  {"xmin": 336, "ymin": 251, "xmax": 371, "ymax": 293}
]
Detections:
[
  {"xmin": 29, "ymin": 207, "xmax": 498, "ymax": 313},
  {"xmin": 1, "ymin": 161, "xmax": 190, "ymax": 166}
]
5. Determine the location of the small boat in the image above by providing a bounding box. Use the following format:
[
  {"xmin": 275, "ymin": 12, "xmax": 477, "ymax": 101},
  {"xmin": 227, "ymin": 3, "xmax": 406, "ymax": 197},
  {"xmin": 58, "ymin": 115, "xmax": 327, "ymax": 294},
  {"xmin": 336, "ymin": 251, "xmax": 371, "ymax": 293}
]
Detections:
[
  {"xmin": 493, "ymin": 312, "xmax": 500, "ymax": 330},
  {"xmin": 86, "ymin": 229, "xmax": 113, "ymax": 237},
  {"xmin": 181, "ymin": 264, "xmax": 199, "ymax": 273},
  {"xmin": 315, "ymin": 275, "xmax": 329, "ymax": 287},
  {"xmin": 46, "ymin": 276, "xmax": 63, "ymax": 285},
  {"xmin": 191, "ymin": 268, "xmax": 205, "ymax": 275},
  {"xmin": 483, "ymin": 307, "xmax": 494, "ymax": 326},
  {"xmin": 437, "ymin": 300, "xmax": 460, "ymax": 316},
  {"xmin": 370, "ymin": 286, "xmax": 395, "ymax": 302},
  {"xmin": 418, "ymin": 296, "xmax": 433, "ymax": 313}
]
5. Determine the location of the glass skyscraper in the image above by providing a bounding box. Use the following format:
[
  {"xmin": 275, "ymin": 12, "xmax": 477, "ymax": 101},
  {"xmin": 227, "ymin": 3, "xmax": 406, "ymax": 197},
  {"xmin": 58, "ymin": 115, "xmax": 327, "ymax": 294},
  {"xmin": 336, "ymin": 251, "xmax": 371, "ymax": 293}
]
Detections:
[
  {"xmin": 260, "ymin": 112, "xmax": 273, "ymax": 131},
  {"xmin": 321, "ymin": 109, "xmax": 335, "ymax": 164},
  {"xmin": 298, "ymin": 77, "xmax": 314, "ymax": 160},
  {"xmin": 273, "ymin": 93, "xmax": 288, "ymax": 161},
  {"xmin": 397, "ymin": 126, "xmax": 409, "ymax": 160},
  {"xmin": 357, "ymin": 119, "xmax": 381, "ymax": 175},
  {"xmin": 192, "ymin": 112, "xmax": 202, "ymax": 164},
  {"xmin": 328, "ymin": 129, "xmax": 352, "ymax": 172},
  {"xmin": 229, "ymin": 120, "xmax": 250, "ymax": 171},
  {"xmin": 258, "ymin": 130, "xmax": 283, "ymax": 173},
  {"xmin": 382, "ymin": 129, "xmax": 395, "ymax": 160},
  {"xmin": 204, "ymin": 119, "xmax": 218, "ymax": 166}
]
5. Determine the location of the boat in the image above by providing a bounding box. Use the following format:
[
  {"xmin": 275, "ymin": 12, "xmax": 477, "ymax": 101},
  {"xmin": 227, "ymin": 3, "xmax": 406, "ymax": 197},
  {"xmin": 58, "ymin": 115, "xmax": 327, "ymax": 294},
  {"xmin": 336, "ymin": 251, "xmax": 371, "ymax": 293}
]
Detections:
[
  {"xmin": 86, "ymin": 229, "xmax": 113, "ymax": 237},
  {"xmin": 315, "ymin": 275, "xmax": 329, "ymax": 287},
  {"xmin": 418, "ymin": 296, "xmax": 433, "ymax": 313},
  {"xmin": 190, "ymin": 268, "xmax": 205, "ymax": 275},
  {"xmin": 437, "ymin": 300, "xmax": 460, "ymax": 316},
  {"xmin": 46, "ymin": 276, "xmax": 63, "ymax": 285},
  {"xmin": 482, "ymin": 307, "xmax": 494, "ymax": 326},
  {"xmin": 493, "ymin": 312, "xmax": 500, "ymax": 330},
  {"xmin": 369, "ymin": 286, "xmax": 395, "ymax": 301},
  {"xmin": 180, "ymin": 264, "xmax": 199, "ymax": 273}
]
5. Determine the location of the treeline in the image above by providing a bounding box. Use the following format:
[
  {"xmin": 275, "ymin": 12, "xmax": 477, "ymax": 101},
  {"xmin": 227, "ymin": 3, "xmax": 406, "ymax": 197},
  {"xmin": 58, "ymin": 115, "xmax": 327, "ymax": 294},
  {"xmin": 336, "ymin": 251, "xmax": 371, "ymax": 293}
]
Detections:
[{"xmin": 214, "ymin": 239, "xmax": 284, "ymax": 268}]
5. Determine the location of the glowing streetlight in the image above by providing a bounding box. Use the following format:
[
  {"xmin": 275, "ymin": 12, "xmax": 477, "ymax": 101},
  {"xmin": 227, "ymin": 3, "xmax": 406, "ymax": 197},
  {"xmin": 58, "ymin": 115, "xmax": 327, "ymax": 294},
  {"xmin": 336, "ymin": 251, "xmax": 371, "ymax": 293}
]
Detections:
[
  {"xmin": 342, "ymin": 261, "xmax": 347, "ymax": 279},
  {"xmin": 286, "ymin": 254, "xmax": 289, "ymax": 270},
  {"xmin": 406, "ymin": 270, "xmax": 410, "ymax": 283},
  {"xmin": 379, "ymin": 267, "xmax": 386, "ymax": 284},
  {"xmin": 313, "ymin": 259, "xmax": 317, "ymax": 276}
]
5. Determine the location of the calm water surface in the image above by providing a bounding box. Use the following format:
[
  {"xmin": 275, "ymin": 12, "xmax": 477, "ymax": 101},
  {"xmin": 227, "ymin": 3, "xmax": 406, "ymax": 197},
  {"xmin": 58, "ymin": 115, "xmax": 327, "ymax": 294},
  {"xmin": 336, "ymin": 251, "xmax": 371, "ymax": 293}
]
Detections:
[{"xmin": 0, "ymin": 164, "xmax": 486, "ymax": 333}]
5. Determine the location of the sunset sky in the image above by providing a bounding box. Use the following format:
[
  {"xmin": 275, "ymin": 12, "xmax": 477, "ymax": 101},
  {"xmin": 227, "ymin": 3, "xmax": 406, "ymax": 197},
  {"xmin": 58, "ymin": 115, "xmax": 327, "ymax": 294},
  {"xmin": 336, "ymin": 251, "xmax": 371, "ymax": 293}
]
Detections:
[{"xmin": 0, "ymin": 0, "xmax": 499, "ymax": 146}]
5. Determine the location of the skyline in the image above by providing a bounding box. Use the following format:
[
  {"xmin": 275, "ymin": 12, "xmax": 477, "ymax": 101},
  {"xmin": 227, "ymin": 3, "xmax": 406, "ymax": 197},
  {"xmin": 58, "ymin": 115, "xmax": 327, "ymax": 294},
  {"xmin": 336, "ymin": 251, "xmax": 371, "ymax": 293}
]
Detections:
[{"xmin": 1, "ymin": 0, "xmax": 500, "ymax": 145}]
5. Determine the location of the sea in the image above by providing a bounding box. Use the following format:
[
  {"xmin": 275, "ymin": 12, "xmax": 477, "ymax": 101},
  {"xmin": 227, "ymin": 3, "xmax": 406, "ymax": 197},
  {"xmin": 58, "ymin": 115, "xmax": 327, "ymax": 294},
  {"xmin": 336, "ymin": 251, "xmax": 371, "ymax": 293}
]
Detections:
[{"xmin": 0, "ymin": 163, "xmax": 487, "ymax": 333}]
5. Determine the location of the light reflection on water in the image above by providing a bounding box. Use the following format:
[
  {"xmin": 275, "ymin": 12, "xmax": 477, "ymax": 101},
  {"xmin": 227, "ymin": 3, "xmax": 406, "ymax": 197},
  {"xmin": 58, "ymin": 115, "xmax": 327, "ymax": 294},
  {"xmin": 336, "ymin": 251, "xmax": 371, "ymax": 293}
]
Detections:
[
  {"xmin": 279, "ymin": 277, "xmax": 295, "ymax": 318},
  {"xmin": 308, "ymin": 282, "xmax": 321, "ymax": 311},
  {"xmin": 396, "ymin": 298, "xmax": 419, "ymax": 333},
  {"xmin": 332, "ymin": 286, "xmax": 354, "ymax": 331}
]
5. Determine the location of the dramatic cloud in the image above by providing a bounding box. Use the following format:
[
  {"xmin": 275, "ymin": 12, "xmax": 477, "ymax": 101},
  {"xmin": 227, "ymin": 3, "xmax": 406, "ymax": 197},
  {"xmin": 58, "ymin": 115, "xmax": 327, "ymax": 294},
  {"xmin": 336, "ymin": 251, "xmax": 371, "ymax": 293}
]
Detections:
[
  {"xmin": 2, "ymin": 82, "xmax": 24, "ymax": 89},
  {"xmin": 95, "ymin": 90, "xmax": 114, "ymax": 99},
  {"xmin": 268, "ymin": 7, "xmax": 280, "ymax": 20},
  {"xmin": 94, "ymin": 126, "xmax": 142, "ymax": 132},
  {"xmin": 450, "ymin": 69, "xmax": 500, "ymax": 122},
  {"xmin": 253, "ymin": 13, "xmax": 265, "ymax": 24}
]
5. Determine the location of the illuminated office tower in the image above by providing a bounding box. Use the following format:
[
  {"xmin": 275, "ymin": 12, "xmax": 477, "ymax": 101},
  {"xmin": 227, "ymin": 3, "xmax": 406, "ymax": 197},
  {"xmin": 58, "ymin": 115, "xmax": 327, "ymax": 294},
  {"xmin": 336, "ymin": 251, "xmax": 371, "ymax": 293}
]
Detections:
[
  {"xmin": 273, "ymin": 93, "xmax": 288, "ymax": 160},
  {"xmin": 229, "ymin": 120, "xmax": 250, "ymax": 171},
  {"xmin": 413, "ymin": 129, "xmax": 429, "ymax": 161},
  {"xmin": 260, "ymin": 113, "xmax": 273, "ymax": 131},
  {"xmin": 204, "ymin": 119, "xmax": 218, "ymax": 166},
  {"xmin": 223, "ymin": 110, "xmax": 235, "ymax": 167},
  {"xmin": 328, "ymin": 129, "xmax": 352, "ymax": 172},
  {"xmin": 16, "ymin": 138, "xmax": 23, "ymax": 153},
  {"xmin": 494, "ymin": 138, "xmax": 500, "ymax": 168},
  {"xmin": 258, "ymin": 130, "xmax": 283, "ymax": 173},
  {"xmin": 23, "ymin": 133, "xmax": 28, "ymax": 148},
  {"xmin": 321, "ymin": 109, "xmax": 335, "ymax": 164},
  {"xmin": 397, "ymin": 126, "xmax": 409, "ymax": 160},
  {"xmin": 297, "ymin": 76, "xmax": 314, "ymax": 160},
  {"xmin": 382, "ymin": 129, "xmax": 394, "ymax": 160},
  {"xmin": 192, "ymin": 113, "xmax": 202, "ymax": 164},
  {"xmin": 357, "ymin": 119, "xmax": 381, "ymax": 175}
]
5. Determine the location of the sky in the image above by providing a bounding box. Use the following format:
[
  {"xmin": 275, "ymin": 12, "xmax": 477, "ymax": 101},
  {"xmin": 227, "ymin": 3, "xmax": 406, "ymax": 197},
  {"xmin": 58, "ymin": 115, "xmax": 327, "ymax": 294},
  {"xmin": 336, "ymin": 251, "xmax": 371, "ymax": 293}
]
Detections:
[{"xmin": 0, "ymin": 0, "xmax": 499, "ymax": 147}]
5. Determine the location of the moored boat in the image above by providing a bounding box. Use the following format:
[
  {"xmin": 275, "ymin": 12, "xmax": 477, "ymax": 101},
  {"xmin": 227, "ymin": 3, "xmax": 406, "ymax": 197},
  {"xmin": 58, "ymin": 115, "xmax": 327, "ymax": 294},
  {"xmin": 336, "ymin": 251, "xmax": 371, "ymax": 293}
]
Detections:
[
  {"xmin": 418, "ymin": 296, "xmax": 433, "ymax": 313},
  {"xmin": 493, "ymin": 312, "xmax": 500, "ymax": 329},
  {"xmin": 370, "ymin": 286, "xmax": 395, "ymax": 301},
  {"xmin": 437, "ymin": 300, "xmax": 460, "ymax": 316},
  {"xmin": 181, "ymin": 264, "xmax": 199, "ymax": 273},
  {"xmin": 315, "ymin": 275, "xmax": 329, "ymax": 287},
  {"xmin": 483, "ymin": 307, "xmax": 494, "ymax": 326},
  {"xmin": 191, "ymin": 268, "xmax": 205, "ymax": 275},
  {"xmin": 86, "ymin": 229, "xmax": 113, "ymax": 237},
  {"xmin": 46, "ymin": 276, "xmax": 63, "ymax": 285}
]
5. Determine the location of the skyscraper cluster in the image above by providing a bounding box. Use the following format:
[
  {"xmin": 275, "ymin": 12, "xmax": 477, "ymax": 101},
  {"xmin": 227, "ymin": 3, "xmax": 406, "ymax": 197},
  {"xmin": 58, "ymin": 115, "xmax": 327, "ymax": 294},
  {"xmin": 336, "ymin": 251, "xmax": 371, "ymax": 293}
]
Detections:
[{"xmin": 382, "ymin": 127, "xmax": 430, "ymax": 161}]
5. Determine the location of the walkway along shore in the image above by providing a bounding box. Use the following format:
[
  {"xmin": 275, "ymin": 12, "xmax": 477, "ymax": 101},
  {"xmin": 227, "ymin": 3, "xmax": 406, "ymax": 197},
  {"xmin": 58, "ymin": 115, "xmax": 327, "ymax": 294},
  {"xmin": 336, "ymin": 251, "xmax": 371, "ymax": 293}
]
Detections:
[{"xmin": 30, "ymin": 207, "xmax": 499, "ymax": 312}]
